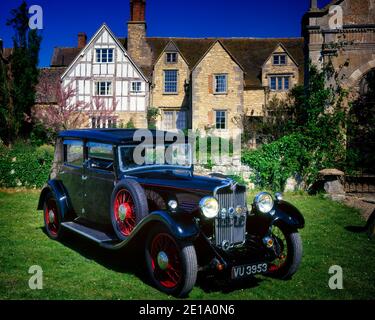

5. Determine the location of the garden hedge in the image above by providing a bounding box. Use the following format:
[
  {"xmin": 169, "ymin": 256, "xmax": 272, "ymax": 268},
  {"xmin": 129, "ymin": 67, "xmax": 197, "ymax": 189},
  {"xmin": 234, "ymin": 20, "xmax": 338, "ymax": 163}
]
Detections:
[{"xmin": 0, "ymin": 143, "xmax": 54, "ymax": 188}]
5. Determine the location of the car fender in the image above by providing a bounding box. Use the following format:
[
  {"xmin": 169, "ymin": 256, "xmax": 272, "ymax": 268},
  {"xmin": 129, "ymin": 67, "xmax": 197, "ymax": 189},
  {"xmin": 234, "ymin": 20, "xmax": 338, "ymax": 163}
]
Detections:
[
  {"xmin": 145, "ymin": 210, "xmax": 200, "ymax": 240},
  {"xmin": 103, "ymin": 210, "xmax": 200, "ymax": 250},
  {"xmin": 37, "ymin": 180, "xmax": 71, "ymax": 220},
  {"xmin": 272, "ymin": 200, "xmax": 305, "ymax": 230}
]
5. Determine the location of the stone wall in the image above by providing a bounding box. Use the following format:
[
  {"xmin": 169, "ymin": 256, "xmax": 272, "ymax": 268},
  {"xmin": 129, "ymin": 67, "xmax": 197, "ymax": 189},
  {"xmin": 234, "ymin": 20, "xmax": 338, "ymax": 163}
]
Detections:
[
  {"xmin": 116, "ymin": 111, "xmax": 147, "ymax": 128},
  {"xmin": 304, "ymin": 0, "xmax": 375, "ymax": 89},
  {"xmin": 195, "ymin": 156, "xmax": 255, "ymax": 190},
  {"xmin": 244, "ymin": 89, "xmax": 265, "ymax": 116}
]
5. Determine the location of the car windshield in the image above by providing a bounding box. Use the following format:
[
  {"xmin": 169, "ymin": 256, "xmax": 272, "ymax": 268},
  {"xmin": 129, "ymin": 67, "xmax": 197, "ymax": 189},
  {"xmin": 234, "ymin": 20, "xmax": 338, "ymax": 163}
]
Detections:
[{"xmin": 118, "ymin": 144, "xmax": 192, "ymax": 172}]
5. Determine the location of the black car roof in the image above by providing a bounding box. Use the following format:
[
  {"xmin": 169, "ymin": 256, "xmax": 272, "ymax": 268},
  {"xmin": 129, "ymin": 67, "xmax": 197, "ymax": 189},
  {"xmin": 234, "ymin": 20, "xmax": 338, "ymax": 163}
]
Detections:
[{"xmin": 58, "ymin": 129, "xmax": 189, "ymax": 144}]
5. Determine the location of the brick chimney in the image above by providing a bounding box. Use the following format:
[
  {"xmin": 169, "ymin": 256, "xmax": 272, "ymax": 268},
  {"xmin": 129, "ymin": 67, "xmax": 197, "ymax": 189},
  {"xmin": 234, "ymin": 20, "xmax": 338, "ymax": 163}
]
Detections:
[
  {"xmin": 127, "ymin": 0, "xmax": 151, "ymax": 68},
  {"xmin": 78, "ymin": 32, "xmax": 87, "ymax": 49},
  {"xmin": 130, "ymin": 0, "xmax": 145, "ymax": 21},
  {"xmin": 310, "ymin": 0, "xmax": 318, "ymax": 11}
]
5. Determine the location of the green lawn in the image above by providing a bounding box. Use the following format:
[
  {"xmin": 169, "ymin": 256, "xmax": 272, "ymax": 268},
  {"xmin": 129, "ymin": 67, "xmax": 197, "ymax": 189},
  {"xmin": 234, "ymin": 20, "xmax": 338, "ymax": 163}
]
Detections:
[{"xmin": 0, "ymin": 190, "xmax": 374, "ymax": 300}]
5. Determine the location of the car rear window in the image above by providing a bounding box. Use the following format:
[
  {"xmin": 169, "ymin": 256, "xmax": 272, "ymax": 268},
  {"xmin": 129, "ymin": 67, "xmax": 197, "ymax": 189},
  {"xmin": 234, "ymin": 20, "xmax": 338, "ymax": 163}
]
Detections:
[{"xmin": 64, "ymin": 140, "xmax": 84, "ymax": 167}]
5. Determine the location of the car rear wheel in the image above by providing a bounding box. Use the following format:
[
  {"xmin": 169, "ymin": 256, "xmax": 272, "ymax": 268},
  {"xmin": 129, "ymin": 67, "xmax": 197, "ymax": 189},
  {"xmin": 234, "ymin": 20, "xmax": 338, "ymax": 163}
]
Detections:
[
  {"xmin": 145, "ymin": 225, "xmax": 197, "ymax": 298},
  {"xmin": 110, "ymin": 180, "xmax": 149, "ymax": 240},
  {"xmin": 268, "ymin": 222, "xmax": 302, "ymax": 279},
  {"xmin": 43, "ymin": 193, "xmax": 64, "ymax": 240}
]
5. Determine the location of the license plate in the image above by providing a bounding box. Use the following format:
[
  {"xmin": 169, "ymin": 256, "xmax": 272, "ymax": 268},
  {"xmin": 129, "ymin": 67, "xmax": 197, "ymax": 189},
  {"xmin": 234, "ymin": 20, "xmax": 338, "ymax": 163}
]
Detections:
[{"xmin": 231, "ymin": 263, "xmax": 268, "ymax": 279}]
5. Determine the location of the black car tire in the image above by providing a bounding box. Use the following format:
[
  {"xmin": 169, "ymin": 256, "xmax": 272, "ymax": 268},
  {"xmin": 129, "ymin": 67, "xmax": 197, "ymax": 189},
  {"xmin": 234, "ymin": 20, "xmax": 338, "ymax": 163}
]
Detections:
[
  {"xmin": 268, "ymin": 222, "xmax": 303, "ymax": 279},
  {"xmin": 43, "ymin": 192, "xmax": 65, "ymax": 240},
  {"xmin": 145, "ymin": 224, "xmax": 198, "ymax": 298},
  {"xmin": 110, "ymin": 179, "xmax": 149, "ymax": 240}
]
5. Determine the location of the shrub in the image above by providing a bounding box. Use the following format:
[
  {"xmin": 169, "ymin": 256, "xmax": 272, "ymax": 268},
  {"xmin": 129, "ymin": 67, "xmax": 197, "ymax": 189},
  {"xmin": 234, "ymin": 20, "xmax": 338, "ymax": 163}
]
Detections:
[
  {"xmin": 0, "ymin": 143, "xmax": 54, "ymax": 188},
  {"xmin": 125, "ymin": 118, "xmax": 136, "ymax": 129},
  {"xmin": 147, "ymin": 107, "xmax": 160, "ymax": 129},
  {"xmin": 242, "ymin": 133, "xmax": 308, "ymax": 190}
]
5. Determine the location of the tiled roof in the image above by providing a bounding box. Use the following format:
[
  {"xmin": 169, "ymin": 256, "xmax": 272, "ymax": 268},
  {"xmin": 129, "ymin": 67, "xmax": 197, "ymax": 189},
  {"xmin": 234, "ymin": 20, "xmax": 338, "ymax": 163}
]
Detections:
[
  {"xmin": 146, "ymin": 37, "xmax": 305, "ymax": 88},
  {"xmin": 49, "ymin": 36, "xmax": 305, "ymax": 88},
  {"xmin": 50, "ymin": 47, "xmax": 81, "ymax": 67}
]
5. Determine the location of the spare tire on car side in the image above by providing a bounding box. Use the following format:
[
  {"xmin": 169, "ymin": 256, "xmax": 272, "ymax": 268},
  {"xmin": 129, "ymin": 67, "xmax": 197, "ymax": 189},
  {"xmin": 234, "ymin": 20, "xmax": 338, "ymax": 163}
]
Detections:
[{"xmin": 110, "ymin": 179, "xmax": 149, "ymax": 240}]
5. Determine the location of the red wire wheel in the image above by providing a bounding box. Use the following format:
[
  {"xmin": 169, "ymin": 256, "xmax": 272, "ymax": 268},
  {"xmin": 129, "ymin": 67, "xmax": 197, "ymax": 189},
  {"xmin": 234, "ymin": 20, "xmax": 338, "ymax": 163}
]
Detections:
[
  {"xmin": 43, "ymin": 194, "xmax": 63, "ymax": 240},
  {"xmin": 150, "ymin": 233, "xmax": 182, "ymax": 289},
  {"xmin": 267, "ymin": 223, "xmax": 303, "ymax": 279},
  {"xmin": 268, "ymin": 225, "xmax": 288, "ymax": 273},
  {"xmin": 145, "ymin": 225, "xmax": 198, "ymax": 297},
  {"xmin": 114, "ymin": 189, "xmax": 136, "ymax": 237},
  {"xmin": 110, "ymin": 180, "xmax": 149, "ymax": 240}
]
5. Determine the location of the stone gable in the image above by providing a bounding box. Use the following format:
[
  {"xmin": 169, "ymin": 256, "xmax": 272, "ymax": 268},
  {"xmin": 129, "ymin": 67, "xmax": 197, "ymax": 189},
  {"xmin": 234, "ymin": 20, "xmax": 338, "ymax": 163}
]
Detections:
[{"xmin": 192, "ymin": 42, "xmax": 244, "ymax": 132}]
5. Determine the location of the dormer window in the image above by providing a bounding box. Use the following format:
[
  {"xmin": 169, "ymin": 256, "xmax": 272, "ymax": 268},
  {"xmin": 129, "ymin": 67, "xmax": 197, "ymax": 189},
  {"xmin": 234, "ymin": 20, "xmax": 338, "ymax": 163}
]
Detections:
[
  {"xmin": 166, "ymin": 52, "xmax": 178, "ymax": 63},
  {"xmin": 273, "ymin": 54, "xmax": 287, "ymax": 65},
  {"xmin": 96, "ymin": 48, "xmax": 114, "ymax": 63}
]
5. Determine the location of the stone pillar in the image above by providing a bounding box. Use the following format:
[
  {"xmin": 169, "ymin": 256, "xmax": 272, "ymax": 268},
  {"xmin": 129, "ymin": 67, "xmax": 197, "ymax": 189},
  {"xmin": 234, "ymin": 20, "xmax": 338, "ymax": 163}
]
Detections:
[{"xmin": 319, "ymin": 169, "xmax": 346, "ymax": 201}]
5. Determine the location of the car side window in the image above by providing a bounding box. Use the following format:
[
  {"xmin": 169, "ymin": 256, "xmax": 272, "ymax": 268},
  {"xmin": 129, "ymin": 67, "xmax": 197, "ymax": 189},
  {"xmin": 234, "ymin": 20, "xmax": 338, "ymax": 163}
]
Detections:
[
  {"xmin": 64, "ymin": 140, "xmax": 84, "ymax": 167},
  {"xmin": 87, "ymin": 142, "xmax": 114, "ymax": 171}
]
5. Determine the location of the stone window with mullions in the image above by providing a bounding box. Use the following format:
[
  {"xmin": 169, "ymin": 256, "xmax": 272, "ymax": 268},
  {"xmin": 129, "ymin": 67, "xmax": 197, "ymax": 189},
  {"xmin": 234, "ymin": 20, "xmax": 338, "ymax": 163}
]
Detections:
[
  {"xmin": 162, "ymin": 110, "xmax": 186, "ymax": 130},
  {"xmin": 214, "ymin": 74, "xmax": 228, "ymax": 94},
  {"xmin": 164, "ymin": 70, "xmax": 178, "ymax": 94},
  {"xmin": 215, "ymin": 110, "xmax": 227, "ymax": 130},
  {"xmin": 269, "ymin": 76, "xmax": 290, "ymax": 91}
]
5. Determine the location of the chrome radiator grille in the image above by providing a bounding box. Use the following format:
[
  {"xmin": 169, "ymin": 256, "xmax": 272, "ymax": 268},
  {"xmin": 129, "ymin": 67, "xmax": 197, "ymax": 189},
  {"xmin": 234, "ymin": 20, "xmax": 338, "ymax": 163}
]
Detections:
[{"xmin": 214, "ymin": 186, "xmax": 247, "ymax": 249}]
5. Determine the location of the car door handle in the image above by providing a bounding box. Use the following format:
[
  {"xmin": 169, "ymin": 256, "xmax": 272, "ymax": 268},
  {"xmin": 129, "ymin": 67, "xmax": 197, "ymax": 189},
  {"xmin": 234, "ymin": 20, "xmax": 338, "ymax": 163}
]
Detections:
[{"xmin": 82, "ymin": 175, "xmax": 88, "ymax": 181}]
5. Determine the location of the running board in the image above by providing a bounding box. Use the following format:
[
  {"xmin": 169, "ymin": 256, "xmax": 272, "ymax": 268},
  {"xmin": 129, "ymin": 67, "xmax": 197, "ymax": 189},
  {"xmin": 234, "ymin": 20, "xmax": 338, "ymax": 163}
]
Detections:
[{"xmin": 61, "ymin": 222, "xmax": 119, "ymax": 246}]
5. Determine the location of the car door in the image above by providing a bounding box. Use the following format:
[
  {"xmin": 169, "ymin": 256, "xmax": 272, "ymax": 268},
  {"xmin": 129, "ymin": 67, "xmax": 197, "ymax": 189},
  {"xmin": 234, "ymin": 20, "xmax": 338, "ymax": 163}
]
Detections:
[
  {"xmin": 60, "ymin": 139, "xmax": 85, "ymax": 216},
  {"xmin": 83, "ymin": 142, "xmax": 116, "ymax": 226}
]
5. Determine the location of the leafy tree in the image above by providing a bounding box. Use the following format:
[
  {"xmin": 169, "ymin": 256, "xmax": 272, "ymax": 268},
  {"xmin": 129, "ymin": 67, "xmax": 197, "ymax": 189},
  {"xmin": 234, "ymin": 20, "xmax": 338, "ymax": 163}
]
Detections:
[
  {"xmin": 0, "ymin": 1, "xmax": 42, "ymax": 145},
  {"xmin": 242, "ymin": 62, "xmax": 348, "ymax": 190},
  {"xmin": 31, "ymin": 82, "xmax": 117, "ymax": 142},
  {"xmin": 347, "ymin": 69, "xmax": 375, "ymax": 173}
]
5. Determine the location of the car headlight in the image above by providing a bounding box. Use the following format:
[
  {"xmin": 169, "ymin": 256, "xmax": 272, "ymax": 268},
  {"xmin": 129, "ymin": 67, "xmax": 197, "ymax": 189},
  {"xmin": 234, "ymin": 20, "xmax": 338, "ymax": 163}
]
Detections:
[
  {"xmin": 199, "ymin": 197, "xmax": 219, "ymax": 219},
  {"xmin": 254, "ymin": 192, "xmax": 274, "ymax": 214}
]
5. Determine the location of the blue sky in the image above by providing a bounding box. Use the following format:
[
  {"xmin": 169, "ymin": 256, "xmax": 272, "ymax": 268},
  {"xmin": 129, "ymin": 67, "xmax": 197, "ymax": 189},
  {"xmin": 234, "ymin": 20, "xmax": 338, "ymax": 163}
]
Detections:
[{"xmin": 0, "ymin": 0, "xmax": 332, "ymax": 67}]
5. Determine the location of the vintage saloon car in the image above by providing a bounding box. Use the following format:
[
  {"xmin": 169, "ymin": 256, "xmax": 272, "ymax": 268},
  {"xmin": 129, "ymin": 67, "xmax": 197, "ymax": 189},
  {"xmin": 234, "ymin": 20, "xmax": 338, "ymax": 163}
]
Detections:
[{"xmin": 38, "ymin": 129, "xmax": 305, "ymax": 297}]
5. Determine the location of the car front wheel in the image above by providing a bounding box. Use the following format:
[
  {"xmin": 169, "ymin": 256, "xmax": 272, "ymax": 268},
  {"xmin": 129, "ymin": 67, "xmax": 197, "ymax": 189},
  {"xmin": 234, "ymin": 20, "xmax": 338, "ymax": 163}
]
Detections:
[
  {"xmin": 145, "ymin": 225, "xmax": 197, "ymax": 298},
  {"xmin": 268, "ymin": 222, "xmax": 303, "ymax": 279}
]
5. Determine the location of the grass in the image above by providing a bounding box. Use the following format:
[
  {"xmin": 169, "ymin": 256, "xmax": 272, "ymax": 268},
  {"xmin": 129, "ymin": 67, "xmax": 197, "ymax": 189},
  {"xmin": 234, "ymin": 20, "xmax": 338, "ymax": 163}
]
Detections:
[{"xmin": 0, "ymin": 190, "xmax": 374, "ymax": 300}]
